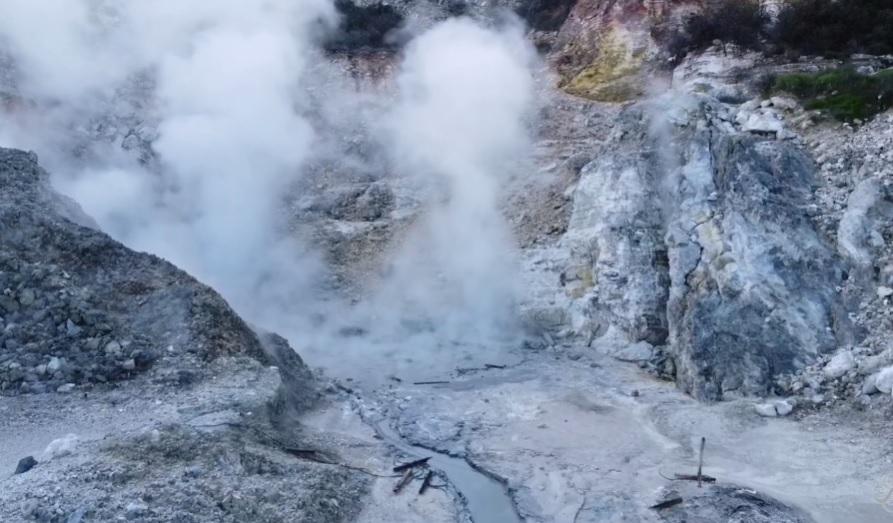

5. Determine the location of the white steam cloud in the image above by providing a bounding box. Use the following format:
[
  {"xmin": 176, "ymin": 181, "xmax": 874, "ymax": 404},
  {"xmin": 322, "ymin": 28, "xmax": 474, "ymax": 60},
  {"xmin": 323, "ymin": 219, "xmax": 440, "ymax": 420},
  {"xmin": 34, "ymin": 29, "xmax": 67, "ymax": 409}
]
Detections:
[
  {"xmin": 379, "ymin": 19, "xmax": 535, "ymax": 341},
  {"xmin": 1, "ymin": 0, "xmax": 335, "ymax": 324},
  {"xmin": 0, "ymin": 1, "xmax": 537, "ymax": 380}
]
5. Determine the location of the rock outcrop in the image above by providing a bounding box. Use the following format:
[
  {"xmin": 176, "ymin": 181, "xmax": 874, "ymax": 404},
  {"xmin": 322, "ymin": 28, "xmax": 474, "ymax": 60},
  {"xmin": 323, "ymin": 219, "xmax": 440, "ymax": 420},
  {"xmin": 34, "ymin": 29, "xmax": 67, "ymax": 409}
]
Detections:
[
  {"xmin": 551, "ymin": 0, "xmax": 697, "ymax": 101},
  {"xmin": 564, "ymin": 95, "xmax": 854, "ymax": 400}
]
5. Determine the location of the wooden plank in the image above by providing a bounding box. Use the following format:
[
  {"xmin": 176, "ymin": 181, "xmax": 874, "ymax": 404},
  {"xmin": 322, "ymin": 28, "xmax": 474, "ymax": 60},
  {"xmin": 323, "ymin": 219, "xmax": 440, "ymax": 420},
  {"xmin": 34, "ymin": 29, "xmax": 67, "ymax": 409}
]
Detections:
[
  {"xmin": 393, "ymin": 457, "xmax": 431, "ymax": 472},
  {"xmin": 418, "ymin": 470, "xmax": 434, "ymax": 495}
]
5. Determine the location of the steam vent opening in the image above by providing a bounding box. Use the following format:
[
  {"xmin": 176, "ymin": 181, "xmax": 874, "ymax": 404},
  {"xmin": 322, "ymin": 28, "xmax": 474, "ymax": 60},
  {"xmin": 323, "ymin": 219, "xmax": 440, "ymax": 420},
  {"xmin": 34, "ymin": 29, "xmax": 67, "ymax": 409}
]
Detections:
[{"xmin": 2, "ymin": 1, "xmax": 893, "ymax": 522}]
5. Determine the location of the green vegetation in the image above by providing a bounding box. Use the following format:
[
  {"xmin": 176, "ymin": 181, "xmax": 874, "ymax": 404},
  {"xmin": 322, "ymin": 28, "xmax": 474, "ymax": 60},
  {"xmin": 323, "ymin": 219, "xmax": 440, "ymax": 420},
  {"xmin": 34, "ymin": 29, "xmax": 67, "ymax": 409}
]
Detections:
[{"xmin": 771, "ymin": 68, "xmax": 893, "ymax": 121}]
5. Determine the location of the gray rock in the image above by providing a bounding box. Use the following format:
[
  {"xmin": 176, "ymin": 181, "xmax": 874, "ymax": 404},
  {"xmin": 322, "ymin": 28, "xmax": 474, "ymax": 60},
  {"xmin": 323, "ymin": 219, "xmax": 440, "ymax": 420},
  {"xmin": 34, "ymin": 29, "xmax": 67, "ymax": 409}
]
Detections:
[
  {"xmin": 564, "ymin": 110, "xmax": 670, "ymax": 346},
  {"xmin": 861, "ymin": 373, "xmax": 880, "ymax": 395},
  {"xmin": 874, "ymin": 366, "xmax": 893, "ymax": 394},
  {"xmin": 104, "ymin": 341, "xmax": 122, "ymax": 356},
  {"xmin": 753, "ymin": 399, "xmax": 794, "ymax": 417},
  {"xmin": 65, "ymin": 319, "xmax": 82, "ymax": 336},
  {"xmin": 18, "ymin": 288, "xmax": 35, "ymax": 306},
  {"xmin": 65, "ymin": 506, "xmax": 88, "ymax": 523},
  {"xmin": 124, "ymin": 501, "xmax": 148, "ymax": 519},
  {"xmin": 774, "ymin": 399, "xmax": 794, "ymax": 416},
  {"xmin": 754, "ymin": 403, "xmax": 777, "ymax": 417},
  {"xmin": 659, "ymin": 484, "xmax": 814, "ymax": 522},
  {"xmin": 14, "ymin": 455, "xmax": 37, "ymax": 474},
  {"xmin": 823, "ymin": 351, "xmax": 855, "ymax": 380},
  {"xmin": 668, "ymin": 127, "xmax": 850, "ymax": 400},
  {"xmin": 47, "ymin": 357, "xmax": 64, "ymax": 373},
  {"xmin": 611, "ymin": 341, "xmax": 654, "ymax": 362},
  {"xmin": 858, "ymin": 349, "xmax": 891, "ymax": 375}
]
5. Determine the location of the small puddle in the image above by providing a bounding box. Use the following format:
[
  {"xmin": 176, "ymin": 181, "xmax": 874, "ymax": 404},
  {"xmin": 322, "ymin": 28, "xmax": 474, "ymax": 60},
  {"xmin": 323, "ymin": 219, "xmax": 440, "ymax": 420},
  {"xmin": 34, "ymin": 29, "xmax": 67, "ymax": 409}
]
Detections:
[{"xmin": 373, "ymin": 421, "xmax": 521, "ymax": 523}]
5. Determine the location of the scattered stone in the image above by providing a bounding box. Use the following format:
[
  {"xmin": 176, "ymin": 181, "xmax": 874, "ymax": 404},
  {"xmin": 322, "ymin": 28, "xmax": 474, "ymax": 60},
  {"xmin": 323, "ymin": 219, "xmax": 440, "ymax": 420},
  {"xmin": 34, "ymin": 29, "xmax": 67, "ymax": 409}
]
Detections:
[
  {"xmin": 754, "ymin": 399, "xmax": 794, "ymax": 417},
  {"xmin": 124, "ymin": 501, "xmax": 148, "ymax": 519},
  {"xmin": 47, "ymin": 357, "xmax": 64, "ymax": 374},
  {"xmin": 862, "ymin": 373, "xmax": 880, "ymax": 395},
  {"xmin": 774, "ymin": 400, "xmax": 794, "ymax": 417},
  {"xmin": 878, "ymin": 286, "xmax": 893, "ymax": 299},
  {"xmin": 769, "ymin": 96, "xmax": 800, "ymax": 112},
  {"xmin": 18, "ymin": 289, "xmax": 35, "ymax": 306},
  {"xmin": 104, "ymin": 341, "xmax": 122, "ymax": 356},
  {"xmin": 874, "ymin": 366, "xmax": 893, "ymax": 394},
  {"xmin": 611, "ymin": 341, "xmax": 654, "ymax": 363},
  {"xmin": 66, "ymin": 319, "xmax": 82, "ymax": 336},
  {"xmin": 14, "ymin": 456, "xmax": 37, "ymax": 474},
  {"xmin": 823, "ymin": 351, "xmax": 855, "ymax": 380},
  {"xmin": 736, "ymin": 107, "xmax": 785, "ymax": 135},
  {"xmin": 858, "ymin": 350, "xmax": 891, "ymax": 375},
  {"xmin": 66, "ymin": 506, "xmax": 88, "ymax": 523},
  {"xmin": 43, "ymin": 434, "xmax": 79, "ymax": 459},
  {"xmin": 754, "ymin": 403, "xmax": 777, "ymax": 417}
]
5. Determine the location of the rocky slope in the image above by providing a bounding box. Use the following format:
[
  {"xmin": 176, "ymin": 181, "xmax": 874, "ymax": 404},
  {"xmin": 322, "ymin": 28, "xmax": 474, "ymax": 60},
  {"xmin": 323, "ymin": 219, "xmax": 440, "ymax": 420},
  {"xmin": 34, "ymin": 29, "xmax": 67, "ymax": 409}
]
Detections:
[
  {"xmin": 0, "ymin": 148, "xmax": 397, "ymax": 523},
  {"xmin": 0, "ymin": 148, "xmax": 313, "ymax": 405},
  {"xmin": 2, "ymin": 0, "xmax": 893, "ymax": 521}
]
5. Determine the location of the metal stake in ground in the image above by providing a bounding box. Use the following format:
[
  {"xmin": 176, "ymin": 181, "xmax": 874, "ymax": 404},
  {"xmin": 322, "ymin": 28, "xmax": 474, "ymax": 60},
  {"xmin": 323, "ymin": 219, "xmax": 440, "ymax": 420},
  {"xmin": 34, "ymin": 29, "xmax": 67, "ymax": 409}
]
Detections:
[{"xmin": 697, "ymin": 437, "xmax": 706, "ymax": 488}]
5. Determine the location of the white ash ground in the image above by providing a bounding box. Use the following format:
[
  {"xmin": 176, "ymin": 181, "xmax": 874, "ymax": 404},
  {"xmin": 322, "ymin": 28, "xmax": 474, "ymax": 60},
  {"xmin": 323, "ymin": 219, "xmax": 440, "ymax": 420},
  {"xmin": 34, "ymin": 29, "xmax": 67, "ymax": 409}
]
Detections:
[{"xmin": 351, "ymin": 345, "xmax": 893, "ymax": 523}]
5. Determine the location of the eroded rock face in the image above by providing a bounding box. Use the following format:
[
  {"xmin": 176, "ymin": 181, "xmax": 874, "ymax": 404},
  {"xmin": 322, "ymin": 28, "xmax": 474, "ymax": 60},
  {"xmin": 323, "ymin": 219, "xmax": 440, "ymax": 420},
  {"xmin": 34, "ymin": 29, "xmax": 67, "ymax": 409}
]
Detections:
[
  {"xmin": 668, "ymin": 125, "xmax": 852, "ymax": 400},
  {"xmin": 0, "ymin": 148, "xmax": 314, "ymax": 404},
  {"xmin": 552, "ymin": 0, "xmax": 698, "ymax": 101},
  {"xmin": 564, "ymin": 97, "xmax": 852, "ymax": 400},
  {"xmin": 563, "ymin": 110, "xmax": 669, "ymax": 344}
]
